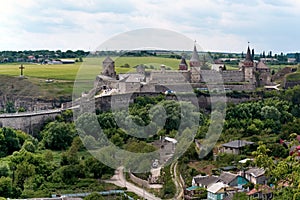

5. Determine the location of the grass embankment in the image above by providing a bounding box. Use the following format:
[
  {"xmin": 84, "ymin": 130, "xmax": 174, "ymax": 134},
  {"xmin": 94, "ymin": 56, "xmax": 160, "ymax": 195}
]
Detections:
[{"xmin": 286, "ymin": 72, "xmax": 300, "ymax": 82}]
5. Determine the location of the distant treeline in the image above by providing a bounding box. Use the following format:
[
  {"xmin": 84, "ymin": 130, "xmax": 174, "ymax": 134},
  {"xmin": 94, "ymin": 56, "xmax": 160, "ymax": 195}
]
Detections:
[
  {"xmin": 0, "ymin": 50, "xmax": 89, "ymax": 63},
  {"xmin": 1, "ymin": 49, "xmax": 300, "ymax": 65}
]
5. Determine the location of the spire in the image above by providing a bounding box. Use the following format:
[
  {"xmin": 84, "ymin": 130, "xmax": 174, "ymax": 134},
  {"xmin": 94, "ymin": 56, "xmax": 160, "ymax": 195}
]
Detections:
[
  {"xmin": 245, "ymin": 45, "xmax": 253, "ymax": 62},
  {"xmin": 190, "ymin": 44, "xmax": 200, "ymax": 63}
]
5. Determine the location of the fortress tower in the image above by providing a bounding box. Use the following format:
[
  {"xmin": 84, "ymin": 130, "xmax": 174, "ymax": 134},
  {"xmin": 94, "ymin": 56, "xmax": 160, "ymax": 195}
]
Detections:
[
  {"xmin": 190, "ymin": 44, "xmax": 201, "ymax": 83},
  {"xmin": 102, "ymin": 56, "xmax": 116, "ymax": 79},
  {"xmin": 242, "ymin": 46, "xmax": 255, "ymax": 83}
]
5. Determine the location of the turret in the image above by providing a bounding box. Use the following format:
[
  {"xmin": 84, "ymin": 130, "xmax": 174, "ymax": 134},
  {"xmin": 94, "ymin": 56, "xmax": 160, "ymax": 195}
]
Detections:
[
  {"xmin": 190, "ymin": 43, "xmax": 201, "ymax": 83},
  {"xmin": 190, "ymin": 44, "xmax": 201, "ymax": 67},
  {"xmin": 179, "ymin": 56, "xmax": 188, "ymax": 70},
  {"xmin": 102, "ymin": 56, "xmax": 116, "ymax": 78},
  {"xmin": 242, "ymin": 45, "xmax": 255, "ymax": 83}
]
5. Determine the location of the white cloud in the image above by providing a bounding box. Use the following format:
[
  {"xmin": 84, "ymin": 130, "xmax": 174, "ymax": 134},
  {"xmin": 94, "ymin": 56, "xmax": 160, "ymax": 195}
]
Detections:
[{"xmin": 0, "ymin": 0, "xmax": 299, "ymax": 53}]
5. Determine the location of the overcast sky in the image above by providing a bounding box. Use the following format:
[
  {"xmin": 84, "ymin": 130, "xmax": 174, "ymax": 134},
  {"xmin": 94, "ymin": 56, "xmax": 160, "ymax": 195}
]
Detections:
[{"xmin": 1, "ymin": 0, "xmax": 300, "ymax": 53}]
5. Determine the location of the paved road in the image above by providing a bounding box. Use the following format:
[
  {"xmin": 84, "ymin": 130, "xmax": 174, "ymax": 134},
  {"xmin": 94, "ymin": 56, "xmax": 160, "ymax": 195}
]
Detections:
[{"xmin": 106, "ymin": 167, "xmax": 161, "ymax": 200}]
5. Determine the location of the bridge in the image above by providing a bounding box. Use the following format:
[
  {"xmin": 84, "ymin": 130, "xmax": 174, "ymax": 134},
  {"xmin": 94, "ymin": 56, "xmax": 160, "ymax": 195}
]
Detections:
[{"xmin": 0, "ymin": 108, "xmax": 63, "ymax": 135}]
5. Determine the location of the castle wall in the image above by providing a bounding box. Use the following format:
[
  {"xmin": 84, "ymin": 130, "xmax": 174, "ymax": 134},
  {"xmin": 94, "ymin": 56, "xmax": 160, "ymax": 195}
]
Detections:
[
  {"xmin": 200, "ymin": 70, "xmax": 245, "ymax": 83},
  {"xmin": 191, "ymin": 67, "xmax": 201, "ymax": 83},
  {"xmin": 119, "ymin": 82, "xmax": 142, "ymax": 93},
  {"xmin": 224, "ymin": 84, "xmax": 255, "ymax": 91},
  {"xmin": 0, "ymin": 110, "xmax": 61, "ymax": 135},
  {"xmin": 284, "ymin": 80, "xmax": 300, "ymax": 89},
  {"xmin": 257, "ymin": 72, "xmax": 271, "ymax": 86},
  {"xmin": 221, "ymin": 70, "xmax": 244, "ymax": 82},
  {"xmin": 94, "ymin": 75, "xmax": 118, "ymax": 90},
  {"xmin": 150, "ymin": 70, "xmax": 189, "ymax": 84}
]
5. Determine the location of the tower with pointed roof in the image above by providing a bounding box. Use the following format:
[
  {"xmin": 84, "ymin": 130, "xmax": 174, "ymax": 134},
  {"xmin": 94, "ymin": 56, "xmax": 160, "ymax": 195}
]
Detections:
[
  {"xmin": 190, "ymin": 44, "xmax": 201, "ymax": 83},
  {"xmin": 242, "ymin": 45, "xmax": 255, "ymax": 83},
  {"xmin": 179, "ymin": 56, "xmax": 188, "ymax": 70},
  {"xmin": 190, "ymin": 44, "xmax": 201, "ymax": 67}
]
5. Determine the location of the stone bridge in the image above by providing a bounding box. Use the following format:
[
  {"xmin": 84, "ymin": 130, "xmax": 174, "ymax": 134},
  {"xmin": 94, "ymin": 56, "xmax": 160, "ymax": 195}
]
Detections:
[{"xmin": 0, "ymin": 109, "xmax": 62, "ymax": 135}]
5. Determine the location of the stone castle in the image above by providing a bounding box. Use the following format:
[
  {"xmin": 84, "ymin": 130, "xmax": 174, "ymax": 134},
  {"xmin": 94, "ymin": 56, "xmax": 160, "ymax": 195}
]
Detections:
[{"xmin": 95, "ymin": 45, "xmax": 272, "ymax": 94}]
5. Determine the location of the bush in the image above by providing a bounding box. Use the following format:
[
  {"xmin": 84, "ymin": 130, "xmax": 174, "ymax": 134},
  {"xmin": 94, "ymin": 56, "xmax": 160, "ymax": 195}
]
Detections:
[
  {"xmin": 22, "ymin": 141, "xmax": 36, "ymax": 153},
  {"xmin": 84, "ymin": 192, "xmax": 104, "ymax": 200},
  {"xmin": 0, "ymin": 164, "xmax": 9, "ymax": 177}
]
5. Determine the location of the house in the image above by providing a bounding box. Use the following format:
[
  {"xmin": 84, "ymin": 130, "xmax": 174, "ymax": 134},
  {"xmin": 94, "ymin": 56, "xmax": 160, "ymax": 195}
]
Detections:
[
  {"xmin": 245, "ymin": 167, "xmax": 266, "ymax": 185},
  {"xmin": 220, "ymin": 140, "xmax": 254, "ymax": 155},
  {"xmin": 207, "ymin": 182, "xmax": 236, "ymax": 200},
  {"xmin": 192, "ymin": 175, "xmax": 219, "ymax": 188},
  {"xmin": 247, "ymin": 185, "xmax": 273, "ymax": 199},
  {"xmin": 184, "ymin": 185, "xmax": 207, "ymax": 199},
  {"xmin": 218, "ymin": 171, "xmax": 248, "ymax": 188}
]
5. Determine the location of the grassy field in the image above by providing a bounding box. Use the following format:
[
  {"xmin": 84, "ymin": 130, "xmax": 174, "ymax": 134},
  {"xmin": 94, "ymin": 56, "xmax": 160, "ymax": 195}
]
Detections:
[
  {"xmin": 0, "ymin": 56, "xmax": 181, "ymax": 99},
  {"xmin": 0, "ymin": 57, "xmax": 297, "ymax": 99},
  {"xmin": 0, "ymin": 56, "xmax": 181, "ymax": 79}
]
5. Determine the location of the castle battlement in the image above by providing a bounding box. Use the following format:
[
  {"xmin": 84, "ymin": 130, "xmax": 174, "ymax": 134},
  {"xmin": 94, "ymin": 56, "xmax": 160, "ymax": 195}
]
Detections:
[{"xmin": 221, "ymin": 70, "xmax": 243, "ymax": 74}]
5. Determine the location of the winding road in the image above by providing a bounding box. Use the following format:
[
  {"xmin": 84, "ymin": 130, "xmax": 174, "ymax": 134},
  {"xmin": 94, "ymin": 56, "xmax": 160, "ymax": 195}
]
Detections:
[
  {"xmin": 106, "ymin": 167, "xmax": 161, "ymax": 200},
  {"xmin": 171, "ymin": 161, "xmax": 184, "ymax": 200}
]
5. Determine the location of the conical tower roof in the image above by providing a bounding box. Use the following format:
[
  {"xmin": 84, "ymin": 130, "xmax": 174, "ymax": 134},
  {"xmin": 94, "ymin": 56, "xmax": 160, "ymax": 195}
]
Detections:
[
  {"xmin": 245, "ymin": 46, "xmax": 253, "ymax": 62},
  {"xmin": 180, "ymin": 56, "xmax": 188, "ymax": 66},
  {"xmin": 257, "ymin": 60, "xmax": 269, "ymax": 69},
  {"xmin": 179, "ymin": 56, "xmax": 188, "ymax": 70},
  {"xmin": 103, "ymin": 56, "xmax": 114, "ymax": 63},
  {"xmin": 190, "ymin": 45, "xmax": 200, "ymax": 62}
]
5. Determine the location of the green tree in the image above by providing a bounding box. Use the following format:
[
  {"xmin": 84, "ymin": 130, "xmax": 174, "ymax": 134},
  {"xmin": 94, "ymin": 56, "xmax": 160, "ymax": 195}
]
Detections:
[
  {"xmin": 285, "ymin": 85, "xmax": 300, "ymax": 105},
  {"xmin": 41, "ymin": 121, "xmax": 76, "ymax": 150},
  {"xmin": 0, "ymin": 177, "xmax": 13, "ymax": 198},
  {"xmin": 0, "ymin": 127, "xmax": 21, "ymax": 157},
  {"xmin": 261, "ymin": 105, "xmax": 281, "ymax": 121},
  {"xmin": 85, "ymin": 157, "xmax": 113, "ymax": 179},
  {"xmin": 0, "ymin": 163, "xmax": 9, "ymax": 177},
  {"xmin": 21, "ymin": 140, "xmax": 36, "ymax": 153},
  {"xmin": 84, "ymin": 192, "xmax": 105, "ymax": 200},
  {"xmin": 252, "ymin": 142, "xmax": 274, "ymax": 176},
  {"xmin": 14, "ymin": 161, "xmax": 35, "ymax": 188},
  {"xmin": 43, "ymin": 150, "xmax": 53, "ymax": 162},
  {"xmin": 110, "ymin": 133, "xmax": 123, "ymax": 147},
  {"xmin": 83, "ymin": 135, "xmax": 99, "ymax": 149},
  {"xmin": 76, "ymin": 113, "xmax": 101, "ymax": 139}
]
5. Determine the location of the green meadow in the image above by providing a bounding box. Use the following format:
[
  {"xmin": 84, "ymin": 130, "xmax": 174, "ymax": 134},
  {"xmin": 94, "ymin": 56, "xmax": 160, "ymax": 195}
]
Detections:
[
  {"xmin": 0, "ymin": 56, "xmax": 181, "ymax": 99},
  {"xmin": 0, "ymin": 56, "xmax": 181, "ymax": 80},
  {"xmin": 0, "ymin": 56, "xmax": 296, "ymax": 99}
]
